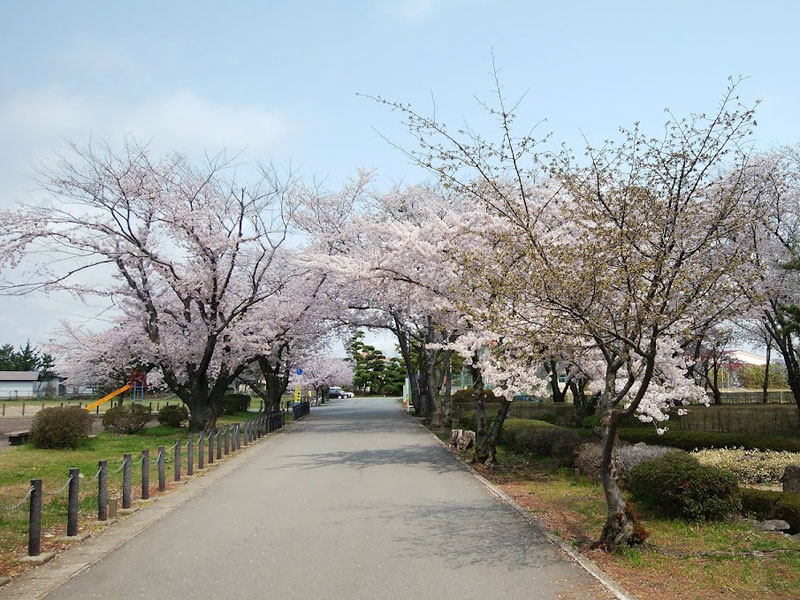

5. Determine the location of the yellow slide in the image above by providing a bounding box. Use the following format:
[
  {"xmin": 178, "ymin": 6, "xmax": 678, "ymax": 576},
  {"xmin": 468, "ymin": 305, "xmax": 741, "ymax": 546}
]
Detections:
[{"xmin": 84, "ymin": 384, "xmax": 132, "ymax": 411}]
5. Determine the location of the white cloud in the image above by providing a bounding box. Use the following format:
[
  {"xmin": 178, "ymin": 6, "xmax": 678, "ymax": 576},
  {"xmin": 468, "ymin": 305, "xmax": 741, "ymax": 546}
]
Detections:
[{"xmin": 0, "ymin": 86, "xmax": 296, "ymax": 207}]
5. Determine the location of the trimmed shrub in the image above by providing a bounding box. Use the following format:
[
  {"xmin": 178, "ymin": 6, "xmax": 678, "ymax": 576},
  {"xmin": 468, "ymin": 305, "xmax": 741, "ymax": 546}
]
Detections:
[
  {"xmin": 219, "ymin": 393, "xmax": 250, "ymax": 415},
  {"xmin": 29, "ymin": 406, "xmax": 93, "ymax": 449},
  {"xmin": 740, "ymin": 488, "xmax": 800, "ymax": 532},
  {"xmin": 452, "ymin": 388, "xmax": 497, "ymax": 405},
  {"xmin": 574, "ymin": 442, "xmax": 674, "ymax": 482},
  {"xmin": 500, "ymin": 418, "xmax": 586, "ymax": 465},
  {"xmin": 629, "ymin": 451, "xmax": 741, "ymax": 520},
  {"xmin": 103, "ymin": 404, "xmax": 151, "ymax": 433},
  {"xmin": 618, "ymin": 428, "xmax": 800, "ymax": 453},
  {"xmin": 157, "ymin": 404, "xmax": 189, "ymax": 428},
  {"xmin": 535, "ymin": 411, "xmax": 556, "ymax": 424},
  {"xmin": 457, "ymin": 410, "xmax": 497, "ymax": 431}
]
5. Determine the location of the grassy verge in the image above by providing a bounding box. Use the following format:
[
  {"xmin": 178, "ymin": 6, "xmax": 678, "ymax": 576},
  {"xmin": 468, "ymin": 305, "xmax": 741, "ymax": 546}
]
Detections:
[
  {"xmin": 454, "ymin": 445, "xmax": 800, "ymax": 600},
  {"xmin": 0, "ymin": 410, "xmax": 274, "ymax": 578}
]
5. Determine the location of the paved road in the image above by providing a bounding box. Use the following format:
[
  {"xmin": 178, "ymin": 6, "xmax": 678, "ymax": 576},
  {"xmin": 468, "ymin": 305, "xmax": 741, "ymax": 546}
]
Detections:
[{"xmin": 46, "ymin": 397, "xmax": 614, "ymax": 600}]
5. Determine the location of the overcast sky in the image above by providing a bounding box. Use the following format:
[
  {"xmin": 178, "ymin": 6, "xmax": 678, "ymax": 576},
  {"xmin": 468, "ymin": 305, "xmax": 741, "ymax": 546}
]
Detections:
[{"xmin": 1, "ymin": 0, "xmax": 799, "ymax": 355}]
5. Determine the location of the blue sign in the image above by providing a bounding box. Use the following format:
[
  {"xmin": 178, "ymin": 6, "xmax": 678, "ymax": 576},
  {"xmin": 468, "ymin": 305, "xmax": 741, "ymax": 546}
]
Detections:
[{"xmin": 296, "ymin": 368, "xmax": 303, "ymax": 376}]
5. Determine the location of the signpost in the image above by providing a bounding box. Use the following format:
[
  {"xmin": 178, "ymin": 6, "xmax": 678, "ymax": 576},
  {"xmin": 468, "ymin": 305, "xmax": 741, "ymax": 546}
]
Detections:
[{"xmin": 294, "ymin": 368, "xmax": 302, "ymax": 404}]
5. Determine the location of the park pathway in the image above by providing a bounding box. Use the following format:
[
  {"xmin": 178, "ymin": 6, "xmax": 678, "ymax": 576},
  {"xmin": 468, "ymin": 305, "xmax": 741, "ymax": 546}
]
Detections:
[{"xmin": 44, "ymin": 397, "xmax": 616, "ymax": 599}]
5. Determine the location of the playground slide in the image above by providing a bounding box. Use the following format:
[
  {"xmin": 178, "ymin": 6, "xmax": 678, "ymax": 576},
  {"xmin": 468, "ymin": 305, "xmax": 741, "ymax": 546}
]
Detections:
[{"xmin": 84, "ymin": 384, "xmax": 132, "ymax": 412}]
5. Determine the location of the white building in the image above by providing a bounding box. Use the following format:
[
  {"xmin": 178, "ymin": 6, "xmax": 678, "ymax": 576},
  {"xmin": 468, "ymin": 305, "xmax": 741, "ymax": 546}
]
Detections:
[{"xmin": 0, "ymin": 371, "xmax": 41, "ymax": 399}]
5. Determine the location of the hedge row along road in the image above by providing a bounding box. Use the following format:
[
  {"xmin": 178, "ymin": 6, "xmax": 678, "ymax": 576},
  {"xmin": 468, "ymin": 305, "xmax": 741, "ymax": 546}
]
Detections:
[{"xmin": 10, "ymin": 397, "xmax": 616, "ymax": 599}]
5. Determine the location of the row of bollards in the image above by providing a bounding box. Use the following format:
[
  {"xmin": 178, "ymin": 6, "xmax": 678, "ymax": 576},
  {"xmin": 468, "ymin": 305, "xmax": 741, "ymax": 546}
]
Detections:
[{"xmin": 22, "ymin": 412, "xmax": 285, "ymax": 557}]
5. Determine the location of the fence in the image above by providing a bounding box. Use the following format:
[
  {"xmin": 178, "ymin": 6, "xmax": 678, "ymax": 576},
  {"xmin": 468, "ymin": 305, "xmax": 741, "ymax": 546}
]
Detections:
[
  {"xmin": 0, "ymin": 410, "xmax": 285, "ymax": 559},
  {"xmin": 292, "ymin": 401, "xmax": 310, "ymax": 420}
]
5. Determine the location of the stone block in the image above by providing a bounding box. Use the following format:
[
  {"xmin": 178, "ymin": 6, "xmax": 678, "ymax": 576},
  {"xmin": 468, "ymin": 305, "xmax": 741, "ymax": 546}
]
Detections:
[{"xmin": 782, "ymin": 465, "xmax": 800, "ymax": 494}]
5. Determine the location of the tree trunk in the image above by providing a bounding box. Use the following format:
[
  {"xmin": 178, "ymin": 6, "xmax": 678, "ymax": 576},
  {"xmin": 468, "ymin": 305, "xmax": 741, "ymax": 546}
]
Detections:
[
  {"xmin": 428, "ymin": 348, "xmax": 443, "ymax": 429},
  {"xmin": 478, "ymin": 398, "xmax": 511, "ymax": 464},
  {"xmin": 395, "ymin": 325, "xmax": 422, "ymax": 416},
  {"xmin": 547, "ymin": 360, "xmax": 566, "ymax": 403},
  {"xmin": 442, "ymin": 350, "xmax": 453, "ymax": 438},
  {"xmin": 763, "ymin": 341, "xmax": 772, "ymax": 404},
  {"xmin": 569, "ymin": 379, "xmax": 598, "ymax": 422},
  {"xmin": 596, "ymin": 406, "xmax": 646, "ymax": 550},
  {"xmin": 469, "ymin": 364, "xmax": 490, "ymax": 464},
  {"xmin": 711, "ymin": 364, "xmax": 722, "ymax": 405}
]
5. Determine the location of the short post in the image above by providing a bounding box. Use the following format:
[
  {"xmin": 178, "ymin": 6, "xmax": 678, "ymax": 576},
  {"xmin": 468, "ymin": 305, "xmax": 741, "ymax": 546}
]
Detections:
[
  {"xmin": 208, "ymin": 431, "xmax": 214, "ymax": 465},
  {"xmin": 1, "ymin": 403, "xmax": 4, "ymax": 416},
  {"xmin": 235, "ymin": 424, "xmax": 240, "ymax": 450},
  {"xmin": 224, "ymin": 426, "xmax": 230, "ymax": 455},
  {"xmin": 67, "ymin": 467, "xmax": 79, "ymax": 536},
  {"xmin": 98, "ymin": 460, "xmax": 108, "ymax": 521},
  {"xmin": 122, "ymin": 454, "xmax": 132, "ymax": 509},
  {"xmin": 96, "ymin": 405, "xmax": 99, "ymax": 415},
  {"xmin": 174, "ymin": 438, "xmax": 181, "ymax": 482},
  {"xmin": 22, "ymin": 402, "xmax": 25, "ymax": 416},
  {"xmin": 149, "ymin": 401, "xmax": 152, "ymax": 412},
  {"xmin": 157, "ymin": 446, "xmax": 166, "ymax": 492},
  {"xmin": 28, "ymin": 478, "xmax": 42, "ymax": 556},
  {"xmin": 141, "ymin": 450, "xmax": 150, "ymax": 500},
  {"xmin": 198, "ymin": 433, "xmax": 205, "ymax": 469},
  {"xmin": 187, "ymin": 436, "xmax": 194, "ymax": 476},
  {"xmin": 242, "ymin": 421, "xmax": 249, "ymax": 446},
  {"xmin": 216, "ymin": 429, "xmax": 222, "ymax": 460}
]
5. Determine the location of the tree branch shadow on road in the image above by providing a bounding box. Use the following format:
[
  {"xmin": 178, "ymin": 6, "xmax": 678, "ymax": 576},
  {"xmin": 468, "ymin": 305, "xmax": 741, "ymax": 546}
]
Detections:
[{"xmin": 265, "ymin": 444, "xmax": 463, "ymax": 475}]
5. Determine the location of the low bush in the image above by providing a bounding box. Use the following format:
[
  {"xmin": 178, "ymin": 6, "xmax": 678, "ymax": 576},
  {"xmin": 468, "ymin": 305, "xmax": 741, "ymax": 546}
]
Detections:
[
  {"xmin": 457, "ymin": 410, "xmax": 497, "ymax": 431},
  {"xmin": 694, "ymin": 448, "xmax": 800, "ymax": 484},
  {"xmin": 501, "ymin": 418, "xmax": 586, "ymax": 465},
  {"xmin": 575, "ymin": 442, "xmax": 674, "ymax": 482},
  {"xmin": 629, "ymin": 451, "xmax": 741, "ymax": 521},
  {"xmin": 535, "ymin": 411, "xmax": 556, "ymax": 424},
  {"xmin": 102, "ymin": 403, "xmax": 151, "ymax": 433},
  {"xmin": 740, "ymin": 488, "xmax": 800, "ymax": 532},
  {"xmin": 452, "ymin": 388, "xmax": 497, "ymax": 405},
  {"xmin": 29, "ymin": 406, "xmax": 93, "ymax": 449},
  {"xmin": 219, "ymin": 393, "xmax": 250, "ymax": 415},
  {"xmin": 157, "ymin": 404, "xmax": 189, "ymax": 428},
  {"xmin": 618, "ymin": 428, "xmax": 800, "ymax": 453}
]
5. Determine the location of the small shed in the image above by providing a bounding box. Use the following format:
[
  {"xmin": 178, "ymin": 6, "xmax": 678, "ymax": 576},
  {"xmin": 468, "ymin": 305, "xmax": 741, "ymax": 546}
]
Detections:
[{"xmin": 0, "ymin": 371, "xmax": 41, "ymax": 399}]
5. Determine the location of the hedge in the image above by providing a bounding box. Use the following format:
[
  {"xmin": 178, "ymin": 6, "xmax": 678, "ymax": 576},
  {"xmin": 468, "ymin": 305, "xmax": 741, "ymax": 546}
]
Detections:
[
  {"xmin": 740, "ymin": 488, "xmax": 800, "ymax": 532},
  {"xmin": 629, "ymin": 451, "xmax": 741, "ymax": 521}
]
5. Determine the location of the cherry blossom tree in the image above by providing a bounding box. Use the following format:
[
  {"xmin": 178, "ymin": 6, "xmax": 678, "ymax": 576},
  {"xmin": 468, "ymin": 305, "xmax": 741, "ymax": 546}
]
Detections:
[
  {"xmin": 0, "ymin": 139, "xmax": 297, "ymax": 431},
  {"xmin": 376, "ymin": 77, "xmax": 762, "ymax": 549}
]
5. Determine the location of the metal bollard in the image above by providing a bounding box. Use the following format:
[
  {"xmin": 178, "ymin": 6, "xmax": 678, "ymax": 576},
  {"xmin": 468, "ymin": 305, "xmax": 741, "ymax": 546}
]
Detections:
[
  {"xmin": 157, "ymin": 446, "xmax": 166, "ymax": 492},
  {"xmin": 28, "ymin": 479, "xmax": 42, "ymax": 556},
  {"xmin": 67, "ymin": 468, "xmax": 79, "ymax": 537},
  {"xmin": 122, "ymin": 454, "xmax": 132, "ymax": 509},
  {"xmin": 198, "ymin": 434, "xmax": 205, "ymax": 469},
  {"xmin": 216, "ymin": 429, "xmax": 222, "ymax": 460},
  {"xmin": 98, "ymin": 460, "xmax": 108, "ymax": 521},
  {"xmin": 224, "ymin": 426, "xmax": 229, "ymax": 455},
  {"xmin": 141, "ymin": 450, "xmax": 150, "ymax": 500},
  {"xmin": 174, "ymin": 438, "xmax": 181, "ymax": 482},
  {"xmin": 187, "ymin": 436, "xmax": 194, "ymax": 476},
  {"xmin": 208, "ymin": 431, "xmax": 214, "ymax": 464}
]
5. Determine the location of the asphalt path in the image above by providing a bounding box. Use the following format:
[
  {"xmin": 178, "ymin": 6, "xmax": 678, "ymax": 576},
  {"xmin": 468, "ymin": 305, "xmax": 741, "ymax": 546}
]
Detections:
[{"xmin": 45, "ymin": 397, "xmax": 614, "ymax": 599}]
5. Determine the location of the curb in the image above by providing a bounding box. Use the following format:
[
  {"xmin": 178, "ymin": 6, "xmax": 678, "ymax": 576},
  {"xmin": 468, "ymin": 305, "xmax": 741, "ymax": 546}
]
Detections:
[
  {"xmin": 0, "ymin": 421, "xmax": 293, "ymax": 600},
  {"xmin": 408, "ymin": 412, "xmax": 636, "ymax": 600}
]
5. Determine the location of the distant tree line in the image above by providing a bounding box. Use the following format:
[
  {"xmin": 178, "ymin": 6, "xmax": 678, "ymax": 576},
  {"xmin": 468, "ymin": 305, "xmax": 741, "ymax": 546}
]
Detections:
[{"xmin": 0, "ymin": 341, "xmax": 57, "ymax": 378}]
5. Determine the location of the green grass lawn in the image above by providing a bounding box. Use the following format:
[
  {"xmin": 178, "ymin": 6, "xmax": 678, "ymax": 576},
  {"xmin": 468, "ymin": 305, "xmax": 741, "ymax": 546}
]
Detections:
[{"xmin": 0, "ymin": 408, "xmax": 280, "ymax": 576}]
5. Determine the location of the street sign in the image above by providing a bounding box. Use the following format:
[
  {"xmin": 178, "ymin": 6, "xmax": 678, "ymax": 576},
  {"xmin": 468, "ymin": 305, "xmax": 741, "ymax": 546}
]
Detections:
[{"xmin": 296, "ymin": 368, "xmax": 303, "ymax": 376}]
